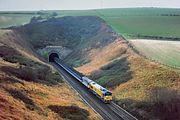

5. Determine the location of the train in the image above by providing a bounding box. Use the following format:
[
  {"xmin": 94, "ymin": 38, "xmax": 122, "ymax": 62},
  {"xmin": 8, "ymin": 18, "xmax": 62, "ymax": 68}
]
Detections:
[{"xmin": 54, "ymin": 58, "xmax": 113, "ymax": 103}]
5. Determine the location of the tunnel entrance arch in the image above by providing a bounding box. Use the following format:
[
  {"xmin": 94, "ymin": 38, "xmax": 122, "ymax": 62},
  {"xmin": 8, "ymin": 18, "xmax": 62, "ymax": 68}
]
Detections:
[{"xmin": 48, "ymin": 52, "xmax": 59, "ymax": 62}]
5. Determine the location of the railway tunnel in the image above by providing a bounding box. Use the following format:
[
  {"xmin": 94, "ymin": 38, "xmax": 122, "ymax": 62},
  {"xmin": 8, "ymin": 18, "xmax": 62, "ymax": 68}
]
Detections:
[{"xmin": 48, "ymin": 52, "xmax": 59, "ymax": 62}]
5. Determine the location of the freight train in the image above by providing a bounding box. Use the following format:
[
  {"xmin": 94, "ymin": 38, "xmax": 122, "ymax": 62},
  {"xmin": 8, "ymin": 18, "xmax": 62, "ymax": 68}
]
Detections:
[{"xmin": 54, "ymin": 58, "xmax": 112, "ymax": 103}]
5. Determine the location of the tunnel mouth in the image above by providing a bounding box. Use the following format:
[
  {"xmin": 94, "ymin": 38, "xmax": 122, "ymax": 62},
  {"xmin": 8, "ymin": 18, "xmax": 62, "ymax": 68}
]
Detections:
[{"xmin": 49, "ymin": 53, "xmax": 59, "ymax": 62}]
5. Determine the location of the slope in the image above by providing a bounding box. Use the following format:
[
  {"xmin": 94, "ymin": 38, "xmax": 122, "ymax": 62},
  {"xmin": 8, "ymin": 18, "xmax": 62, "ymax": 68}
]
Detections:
[
  {"xmin": 14, "ymin": 16, "xmax": 180, "ymax": 120},
  {"xmin": 17, "ymin": 16, "xmax": 119, "ymax": 67},
  {"xmin": 0, "ymin": 29, "xmax": 99, "ymax": 120},
  {"xmin": 77, "ymin": 38, "xmax": 180, "ymax": 120}
]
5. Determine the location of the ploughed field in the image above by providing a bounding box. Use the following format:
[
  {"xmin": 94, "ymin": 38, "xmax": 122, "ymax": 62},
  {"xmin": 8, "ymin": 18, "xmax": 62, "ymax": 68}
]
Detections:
[{"xmin": 130, "ymin": 39, "xmax": 180, "ymax": 68}]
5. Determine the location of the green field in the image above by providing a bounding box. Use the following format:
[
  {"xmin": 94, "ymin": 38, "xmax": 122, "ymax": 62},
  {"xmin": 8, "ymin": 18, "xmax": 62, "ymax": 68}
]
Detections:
[
  {"xmin": 58, "ymin": 8, "xmax": 180, "ymax": 40},
  {"xmin": 102, "ymin": 16, "xmax": 180, "ymax": 39},
  {"xmin": 0, "ymin": 12, "xmax": 37, "ymax": 28},
  {"xmin": 1, "ymin": 8, "xmax": 180, "ymax": 39}
]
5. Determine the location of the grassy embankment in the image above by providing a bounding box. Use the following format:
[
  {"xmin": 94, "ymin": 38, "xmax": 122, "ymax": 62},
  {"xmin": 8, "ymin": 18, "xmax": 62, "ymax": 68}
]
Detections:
[
  {"xmin": 76, "ymin": 39, "xmax": 180, "ymax": 120},
  {"xmin": 0, "ymin": 29, "xmax": 99, "ymax": 120}
]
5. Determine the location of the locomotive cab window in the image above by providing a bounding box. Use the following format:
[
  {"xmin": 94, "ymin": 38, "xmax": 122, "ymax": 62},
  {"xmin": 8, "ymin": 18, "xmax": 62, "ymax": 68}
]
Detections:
[{"xmin": 105, "ymin": 92, "xmax": 112, "ymax": 96}]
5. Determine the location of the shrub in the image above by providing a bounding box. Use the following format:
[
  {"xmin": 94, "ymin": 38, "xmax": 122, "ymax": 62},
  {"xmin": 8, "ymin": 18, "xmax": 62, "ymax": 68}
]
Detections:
[
  {"xmin": 42, "ymin": 51, "xmax": 48, "ymax": 60},
  {"xmin": 6, "ymin": 89, "xmax": 36, "ymax": 110},
  {"xmin": 146, "ymin": 87, "xmax": 180, "ymax": 120},
  {"xmin": 48, "ymin": 105, "xmax": 89, "ymax": 120},
  {"xmin": 0, "ymin": 66, "xmax": 37, "ymax": 82},
  {"xmin": 19, "ymin": 67, "xmax": 37, "ymax": 81}
]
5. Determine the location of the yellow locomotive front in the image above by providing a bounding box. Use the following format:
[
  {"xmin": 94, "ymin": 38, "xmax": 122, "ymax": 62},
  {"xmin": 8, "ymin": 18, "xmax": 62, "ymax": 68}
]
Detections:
[
  {"xmin": 89, "ymin": 82, "xmax": 113, "ymax": 103},
  {"xmin": 103, "ymin": 91, "xmax": 112, "ymax": 103}
]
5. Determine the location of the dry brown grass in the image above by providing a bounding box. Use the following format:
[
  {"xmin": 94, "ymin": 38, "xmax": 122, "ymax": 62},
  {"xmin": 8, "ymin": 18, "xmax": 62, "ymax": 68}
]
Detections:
[
  {"xmin": 0, "ymin": 29, "xmax": 52, "ymax": 68},
  {"xmin": 76, "ymin": 39, "xmax": 127, "ymax": 75},
  {"xmin": 0, "ymin": 58, "xmax": 99, "ymax": 120},
  {"xmin": 0, "ymin": 29, "xmax": 99, "ymax": 120},
  {"xmin": 75, "ymin": 38, "xmax": 180, "ymax": 119},
  {"xmin": 111, "ymin": 48, "xmax": 180, "ymax": 119}
]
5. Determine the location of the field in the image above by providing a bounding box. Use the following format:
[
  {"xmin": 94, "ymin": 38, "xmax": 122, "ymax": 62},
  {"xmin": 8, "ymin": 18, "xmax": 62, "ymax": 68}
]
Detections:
[
  {"xmin": 102, "ymin": 16, "xmax": 180, "ymax": 39},
  {"xmin": 130, "ymin": 39, "xmax": 180, "ymax": 68},
  {"xmin": 98, "ymin": 8, "xmax": 180, "ymax": 39},
  {"xmin": 1, "ymin": 8, "xmax": 180, "ymax": 40},
  {"xmin": 0, "ymin": 12, "xmax": 37, "ymax": 28},
  {"xmin": 58, "ymin": 8, "xmax": 180, "ymax": 40}
]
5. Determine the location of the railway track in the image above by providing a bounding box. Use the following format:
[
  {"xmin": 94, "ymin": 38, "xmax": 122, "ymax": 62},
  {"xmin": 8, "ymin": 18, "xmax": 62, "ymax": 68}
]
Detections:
[{"xmin": 53, "ymin": 59, "xmax": 137, "ymax": 120}]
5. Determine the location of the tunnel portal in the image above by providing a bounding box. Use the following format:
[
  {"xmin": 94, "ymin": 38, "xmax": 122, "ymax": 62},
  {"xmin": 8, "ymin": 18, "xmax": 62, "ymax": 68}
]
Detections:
[{"xmin": 49, "ymin": 52, "xmax": 59, "ymax": 62}]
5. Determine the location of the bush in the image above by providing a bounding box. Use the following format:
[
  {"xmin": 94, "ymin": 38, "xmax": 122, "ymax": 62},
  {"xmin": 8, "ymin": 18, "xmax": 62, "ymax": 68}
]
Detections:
[
  {"xmin": 6, "ymin": 89, "xmax": 37, "ymax": 110},
  {"xmin": 147, "ymin": 87, "xmax": 180, "ymax": 120},
  {"xmin": 42, "ymin": 51, "xmax": 48, "ymax": 60},
  {"xmin": 0, "ymin": 66, "xmax": 37, "ymax": 82},
  {"xmin": 19, "ymin": 67, "xmax": 37, "ymax": 81},
  {"xmin": 48, "ymin": 105, "xmax": 89, "ymax": 120}
]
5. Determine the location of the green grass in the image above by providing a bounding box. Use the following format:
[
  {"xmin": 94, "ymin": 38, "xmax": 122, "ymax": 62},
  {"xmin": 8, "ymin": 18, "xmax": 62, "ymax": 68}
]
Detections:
[
  {"xmin": 102, "ymin": 16, "xmax": 180, "ymax": 39},
  {"xmin": 0, "ymin": 13, "xmax": 35, "ymax": 28},
  {"xmin": 1, "ymin": 8, "xmax": 180, "ymax": 39},
  {"xmin": 57, "ymin": 8, "xmax": 180, "ymax": 40},
  {"xmin": 90, "ymin": 57, "xmax": 132, "ymax": 88}
]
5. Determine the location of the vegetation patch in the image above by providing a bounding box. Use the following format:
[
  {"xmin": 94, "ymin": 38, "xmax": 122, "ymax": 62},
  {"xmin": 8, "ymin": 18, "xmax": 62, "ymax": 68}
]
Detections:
[
  {"xmin": 0, "ymin": 76, "xmax": 24, "ymax": 84},
  {"xmin": 112, "ymin": 51, "xmax": 180, "ymax": 120},
  {"xmin": 146, "ymin": 87, "xmax": 180, "ymax": 120},
  {"xmin": 0, "ymin": 45, "xmax": 63, "ymax": 85},
  {"xmin": 90, "ymin": 57, "xmax": 132, "ymax": 87},
  {"xmin": 0, "ymin": 65, "xmax": 63, "ymax": 85},
  {"xmin": 48, "ymin": 105, "xmax": 89, "ymax": 120},
  {"xmin": 6, "ymin": 89, "xmax": 38, "ymax": 110}
]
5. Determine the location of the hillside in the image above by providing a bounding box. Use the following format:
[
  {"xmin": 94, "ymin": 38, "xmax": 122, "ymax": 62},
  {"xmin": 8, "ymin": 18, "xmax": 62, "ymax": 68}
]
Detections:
[
  {"xmin": 77, "ymin": 38, "xmax": 180, "ymax": 120},
  {"xmin": 16, "ymin": 16, "xmax": 119, "ymax": 67},
  {"xmin": 1, "ymin": 8, "xmax": 180, "ymax": 68},
  {"xmin": 0, "ymin": 29, "xmax": 99, "ymax": 120},
  {"xmin": 12, "ymin": 16, "xmax": 180, "ymax": 120}
]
